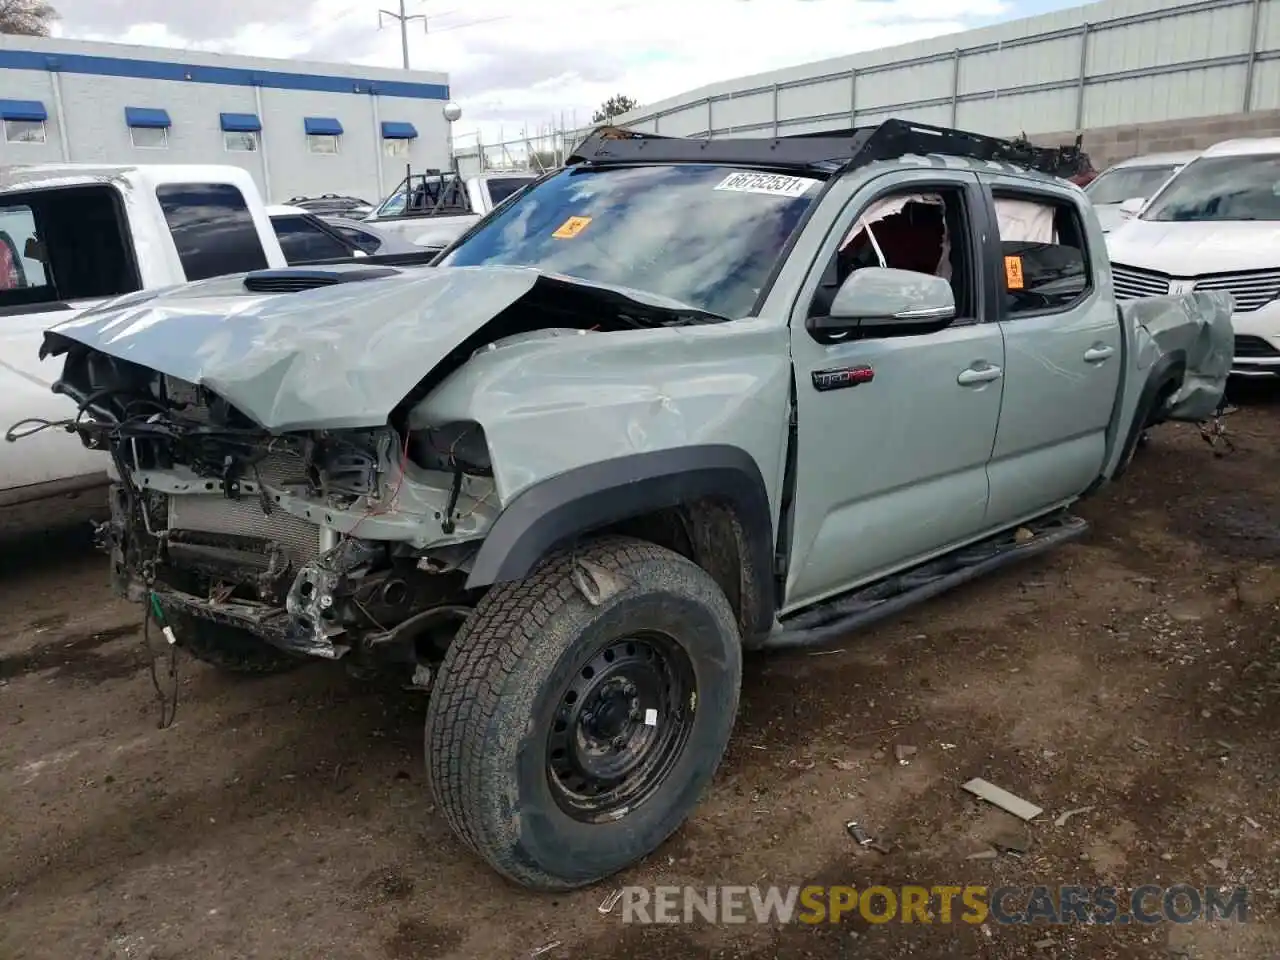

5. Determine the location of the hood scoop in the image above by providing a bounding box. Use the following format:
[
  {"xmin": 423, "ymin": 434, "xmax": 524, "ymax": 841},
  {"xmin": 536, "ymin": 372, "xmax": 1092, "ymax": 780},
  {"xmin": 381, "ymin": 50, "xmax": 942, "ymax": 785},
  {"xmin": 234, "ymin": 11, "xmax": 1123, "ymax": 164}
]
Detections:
[{"xmin": 243, "ymin": 266, "xmax": 401, "ymax": 294}]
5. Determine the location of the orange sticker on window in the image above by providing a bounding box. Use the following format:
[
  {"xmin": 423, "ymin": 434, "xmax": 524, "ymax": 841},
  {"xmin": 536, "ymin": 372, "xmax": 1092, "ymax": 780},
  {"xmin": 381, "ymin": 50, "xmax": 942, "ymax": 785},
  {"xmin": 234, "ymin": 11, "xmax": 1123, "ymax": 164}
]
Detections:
[
  {"xmin": 1004, "ymin": 255, "xmax": 1025, "ymax": 290},
  {"xmin": 552, "ymin": 215, "xmax": 592, "ymax": 239}
]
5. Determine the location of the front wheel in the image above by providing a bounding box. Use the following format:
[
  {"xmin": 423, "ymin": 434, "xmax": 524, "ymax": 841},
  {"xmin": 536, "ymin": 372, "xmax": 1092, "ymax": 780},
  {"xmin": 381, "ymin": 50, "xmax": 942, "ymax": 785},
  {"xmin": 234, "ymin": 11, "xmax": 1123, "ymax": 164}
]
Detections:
[{"xmin": 424, "ymin": 536, "xmax": 742, "ymax": 890}]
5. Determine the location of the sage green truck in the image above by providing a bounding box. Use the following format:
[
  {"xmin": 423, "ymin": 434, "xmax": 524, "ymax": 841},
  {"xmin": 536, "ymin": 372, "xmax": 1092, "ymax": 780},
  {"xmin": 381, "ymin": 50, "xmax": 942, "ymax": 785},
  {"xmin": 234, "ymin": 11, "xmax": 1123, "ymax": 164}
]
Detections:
[{"xmin": 25, "ymin": 120, "xmax": 1233, "ymax": 891}]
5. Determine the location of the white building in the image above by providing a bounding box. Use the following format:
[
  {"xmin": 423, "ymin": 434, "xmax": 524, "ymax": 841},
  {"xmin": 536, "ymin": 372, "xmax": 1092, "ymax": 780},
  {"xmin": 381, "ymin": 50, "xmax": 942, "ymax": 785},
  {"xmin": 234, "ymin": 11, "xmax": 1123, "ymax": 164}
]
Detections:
[{"xmin": 0, "ymin": 35, "xmax": 452, "ymax": 205}]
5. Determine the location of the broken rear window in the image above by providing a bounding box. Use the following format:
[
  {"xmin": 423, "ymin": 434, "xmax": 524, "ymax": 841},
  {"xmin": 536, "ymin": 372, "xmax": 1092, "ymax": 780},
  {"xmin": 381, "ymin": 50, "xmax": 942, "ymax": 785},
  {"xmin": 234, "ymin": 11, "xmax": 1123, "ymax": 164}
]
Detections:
[{"xmin": 438, "ymin": 164, "xmax": 821, "ymax": 318}]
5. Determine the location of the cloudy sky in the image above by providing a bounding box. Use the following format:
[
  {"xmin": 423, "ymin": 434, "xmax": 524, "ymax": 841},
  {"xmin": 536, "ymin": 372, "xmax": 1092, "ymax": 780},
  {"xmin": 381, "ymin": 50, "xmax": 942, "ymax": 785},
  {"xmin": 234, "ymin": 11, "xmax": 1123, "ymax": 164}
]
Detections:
[{"xmin": 49, "ymin": 0, "xmax": 1088, "ymax": 148}]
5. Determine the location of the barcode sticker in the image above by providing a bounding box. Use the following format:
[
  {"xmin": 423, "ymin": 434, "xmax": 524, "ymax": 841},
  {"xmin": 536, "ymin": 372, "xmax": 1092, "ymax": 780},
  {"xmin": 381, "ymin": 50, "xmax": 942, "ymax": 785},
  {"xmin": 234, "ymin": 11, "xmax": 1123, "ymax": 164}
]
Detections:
[{"xmin": 713, "ymin": 171, "xmax": 818, "ymax": 198}]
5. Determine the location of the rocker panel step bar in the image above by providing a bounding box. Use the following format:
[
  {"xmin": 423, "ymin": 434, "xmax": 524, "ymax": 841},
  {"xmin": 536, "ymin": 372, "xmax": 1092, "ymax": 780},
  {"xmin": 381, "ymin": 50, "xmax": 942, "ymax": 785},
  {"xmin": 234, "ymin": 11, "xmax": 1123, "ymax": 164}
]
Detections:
[{"xmin": 764, "ymin": 513, "xmax": 1090, "ymax": 650}]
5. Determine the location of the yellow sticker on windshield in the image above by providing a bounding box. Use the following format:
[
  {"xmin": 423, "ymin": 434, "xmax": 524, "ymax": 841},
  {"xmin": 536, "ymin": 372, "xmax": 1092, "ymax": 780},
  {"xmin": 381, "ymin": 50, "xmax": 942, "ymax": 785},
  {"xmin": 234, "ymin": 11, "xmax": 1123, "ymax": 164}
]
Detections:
[
  {"xmin": 1004, "ymin": 255, "xmax": 1025, "ymax": 290},
  {"xmin": 552, "ymin": 215, "xmax": 592, "ymax": 239}
]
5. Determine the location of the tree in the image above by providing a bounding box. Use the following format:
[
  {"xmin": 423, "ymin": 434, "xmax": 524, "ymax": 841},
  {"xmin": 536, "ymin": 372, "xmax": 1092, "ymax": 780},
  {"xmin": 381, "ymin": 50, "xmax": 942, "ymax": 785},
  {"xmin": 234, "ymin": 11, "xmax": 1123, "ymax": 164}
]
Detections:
[
  {"xmin": 0, "ymin": 0, "xmax": 59, "ymax": 35},
  {"xmin": 592, "ymin": 94, "xmax": 639, "ymax": 124}
]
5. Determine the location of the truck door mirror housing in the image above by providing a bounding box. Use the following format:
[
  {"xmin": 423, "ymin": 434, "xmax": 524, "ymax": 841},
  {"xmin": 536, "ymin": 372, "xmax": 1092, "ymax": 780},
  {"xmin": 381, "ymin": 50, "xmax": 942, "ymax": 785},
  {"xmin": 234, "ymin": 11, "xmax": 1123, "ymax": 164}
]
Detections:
[
  {"xmin": 1118, "ymin": 197, "xmax": 1146, "ymax": 216},
  {"xmin": 812, "ymin": 267, "xmax": 956, "ymax": 335}
]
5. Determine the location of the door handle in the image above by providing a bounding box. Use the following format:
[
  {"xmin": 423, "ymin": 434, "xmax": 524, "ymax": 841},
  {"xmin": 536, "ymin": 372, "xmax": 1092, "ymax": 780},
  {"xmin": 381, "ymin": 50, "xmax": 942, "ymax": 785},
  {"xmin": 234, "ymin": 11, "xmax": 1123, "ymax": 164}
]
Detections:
[
  {"xmin": 957, "ymin": 364, "xmax": 1002, "ymax": 386},
  {"xmin": 1084, "ymin": 345, "xmax": 1115, "ymax": 363}
]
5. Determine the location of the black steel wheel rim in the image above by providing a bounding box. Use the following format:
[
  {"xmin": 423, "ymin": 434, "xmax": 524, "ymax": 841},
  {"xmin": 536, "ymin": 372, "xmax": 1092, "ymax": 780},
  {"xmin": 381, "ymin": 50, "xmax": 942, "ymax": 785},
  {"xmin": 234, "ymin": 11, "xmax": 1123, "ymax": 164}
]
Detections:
[{"xmin": 546, "ymin": 631, "xmax": 697, "ymax": 823}]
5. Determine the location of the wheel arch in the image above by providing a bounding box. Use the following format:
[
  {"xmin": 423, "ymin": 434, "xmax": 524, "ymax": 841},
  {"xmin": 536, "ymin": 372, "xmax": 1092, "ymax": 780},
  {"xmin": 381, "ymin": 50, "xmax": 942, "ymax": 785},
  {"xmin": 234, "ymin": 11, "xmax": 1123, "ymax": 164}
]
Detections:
[
  {"xmin": 465, "ymin": 445, "xmax": 777, "ymax": 641},
  {"xmin": 1106, "ymin": 347, "xmax": 1187, "ymax": 483}
]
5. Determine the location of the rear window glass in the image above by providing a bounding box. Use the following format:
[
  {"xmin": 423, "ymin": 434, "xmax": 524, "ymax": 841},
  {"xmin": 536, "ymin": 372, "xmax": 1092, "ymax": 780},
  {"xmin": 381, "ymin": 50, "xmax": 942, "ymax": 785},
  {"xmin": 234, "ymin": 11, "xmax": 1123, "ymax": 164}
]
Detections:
[{"xmin": 156, "ymin": 183, "xmax": 270, "ymax": 281}]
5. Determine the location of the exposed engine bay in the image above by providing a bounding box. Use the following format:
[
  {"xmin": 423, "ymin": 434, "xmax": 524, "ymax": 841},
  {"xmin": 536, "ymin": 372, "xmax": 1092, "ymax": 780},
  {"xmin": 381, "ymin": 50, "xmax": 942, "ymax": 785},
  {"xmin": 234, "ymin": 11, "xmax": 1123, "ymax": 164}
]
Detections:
[{"xmin": 80, "ymin": 364, "xmax": 498, "ymax": 677}]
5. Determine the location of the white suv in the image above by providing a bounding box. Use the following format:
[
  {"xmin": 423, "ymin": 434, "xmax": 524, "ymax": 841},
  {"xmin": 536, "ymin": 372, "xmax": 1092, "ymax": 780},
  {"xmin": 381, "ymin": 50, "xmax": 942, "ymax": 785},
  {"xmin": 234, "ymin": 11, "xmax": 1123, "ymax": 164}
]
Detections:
[
  {"xmin": 1107, "ymin": 137, "xmax": 1280, "ymax": 376},
  {"xmin": 1084, "ymin": 150, "xmax": 1199, "ymax": 233}
]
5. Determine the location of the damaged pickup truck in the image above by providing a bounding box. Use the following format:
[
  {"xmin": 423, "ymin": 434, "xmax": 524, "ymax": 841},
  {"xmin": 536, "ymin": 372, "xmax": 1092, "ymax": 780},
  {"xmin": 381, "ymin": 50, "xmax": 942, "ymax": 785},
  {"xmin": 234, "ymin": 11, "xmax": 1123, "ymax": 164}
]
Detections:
[{"xmin": 28, "ymin": 119, "xmax": 1233, "ymax": 891}]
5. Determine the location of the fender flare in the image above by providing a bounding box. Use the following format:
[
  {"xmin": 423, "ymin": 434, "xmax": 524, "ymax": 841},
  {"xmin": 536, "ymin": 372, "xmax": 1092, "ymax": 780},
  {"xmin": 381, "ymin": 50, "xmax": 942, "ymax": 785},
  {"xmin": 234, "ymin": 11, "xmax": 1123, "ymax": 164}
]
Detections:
[{"xmin": 465, "ymin": 445, "xmax": 776, "ymax": 633}]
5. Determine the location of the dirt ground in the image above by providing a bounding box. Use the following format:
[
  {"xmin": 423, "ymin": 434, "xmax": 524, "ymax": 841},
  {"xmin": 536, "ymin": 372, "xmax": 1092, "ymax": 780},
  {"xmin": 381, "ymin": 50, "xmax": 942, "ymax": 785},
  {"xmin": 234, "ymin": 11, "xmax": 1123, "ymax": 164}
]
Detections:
[{"xmin": 3, "ymin": 389, "xmax": 1279, "ymax": 960}]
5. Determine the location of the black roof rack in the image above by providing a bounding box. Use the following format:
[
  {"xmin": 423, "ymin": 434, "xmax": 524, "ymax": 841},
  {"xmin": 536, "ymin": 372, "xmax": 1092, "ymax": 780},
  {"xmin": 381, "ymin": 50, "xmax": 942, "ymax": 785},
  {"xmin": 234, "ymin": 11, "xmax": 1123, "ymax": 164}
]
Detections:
[{"xmin": 566, "ymin": 118, "xmax": 1077, "ymax": 179}]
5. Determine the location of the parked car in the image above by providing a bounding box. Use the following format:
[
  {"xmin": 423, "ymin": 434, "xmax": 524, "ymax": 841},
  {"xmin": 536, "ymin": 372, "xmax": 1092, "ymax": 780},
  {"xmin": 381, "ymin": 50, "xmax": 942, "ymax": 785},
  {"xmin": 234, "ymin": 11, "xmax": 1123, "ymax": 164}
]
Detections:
[
  {"xmin": 266, "ymin": 204, "xmax": 422, "ymax": 264},
  {"xmin": 1106, "ymin": 138, "xmax": 1280, "ymax": 376},
  {"xmin": 363, "ymin": 170, "xmax": 538, "ymax": 250},
  {"xmin": 286, "ymin": 194, "xmax": 374, "ymax": 218},
  {"xmin": 316, "ymin": 214, "xmax": 424, "ymax": 257},
  {"xmin": 1084, "ymin": 151, "xmax": 1199, "ymax": 232},
  {"xmin": 31, "ymin": 119, "xmax": 1231, "ymax": 892},
  {"xmin": 0, "ymin": 165, "xmax": 289, "ymax": 511},
  {"xmin": 0, "ymin": 167, "xmax": 437, "ymax": 515}
]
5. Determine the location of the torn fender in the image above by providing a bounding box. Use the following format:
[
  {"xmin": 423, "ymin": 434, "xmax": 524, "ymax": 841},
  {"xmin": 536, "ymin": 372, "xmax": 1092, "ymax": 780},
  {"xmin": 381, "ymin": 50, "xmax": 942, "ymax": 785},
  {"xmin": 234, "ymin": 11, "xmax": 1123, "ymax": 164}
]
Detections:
[
  {"xmin": 39, "ymin": 265, "xmax": 713, "ymax": 433},
  {"xmin": 1122, "ymin": 289, "xmax": 1234, "ymax": 422}
]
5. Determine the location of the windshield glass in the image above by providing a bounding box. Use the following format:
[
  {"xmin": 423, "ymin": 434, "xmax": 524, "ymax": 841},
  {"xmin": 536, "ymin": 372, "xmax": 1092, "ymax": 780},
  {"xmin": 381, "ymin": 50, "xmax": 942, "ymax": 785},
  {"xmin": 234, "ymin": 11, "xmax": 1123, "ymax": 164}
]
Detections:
[
  {"xmin": 374, "ymin": 185, "xmax": 408, "ymax": 218},
  {"xmin": 1084, "ymin": 164, "xmax": 1180, "ymax": 205},
  {"xmin": 438, "ymin": 164, "xmax": 820, "ymax": 317},
  {"xmin": 1142, "ymin": 154, "xmax": 1280, "ymax": 222}
]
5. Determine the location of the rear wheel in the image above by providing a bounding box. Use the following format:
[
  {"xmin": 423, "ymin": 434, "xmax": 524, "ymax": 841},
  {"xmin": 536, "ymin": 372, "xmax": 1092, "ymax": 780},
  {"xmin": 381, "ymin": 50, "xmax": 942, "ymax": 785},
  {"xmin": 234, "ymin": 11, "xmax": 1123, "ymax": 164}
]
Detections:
[
  {"xmin": 425, "ymin": 536, "xmax": 742, "ymax": 890},
  {"xmin": 161, "ymin": 610, "xmax": 303, "ymax": 676}
]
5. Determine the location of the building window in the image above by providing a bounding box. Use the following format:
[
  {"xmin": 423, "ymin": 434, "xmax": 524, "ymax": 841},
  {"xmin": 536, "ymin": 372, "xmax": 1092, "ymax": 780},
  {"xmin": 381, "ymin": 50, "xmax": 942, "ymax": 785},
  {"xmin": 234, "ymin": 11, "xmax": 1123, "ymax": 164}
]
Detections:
[
  {"xmin": 0, "ymin": 99, "xmax": 50, "ymax": 144},
  {"xmin": 4, "ymin": 119, "xmax": 46, "ymax": 144},
  {"xmin": 131, "ymin": 126, "xmax": 168, "ymax": 149},
  {"xmin": 308, "ymin": 134, "xmax": 341, "ymax": 155},
  {"xmin": 304, "ymin": 117, "xmax": 344, "ymax": 155},
  {"xmin": 125, "ymin": 106, "xmax": 172, "ymax": 150},
  {"xmin": 225, "ymin": 130, "xmax": 259, "ymax": 152},
  {"xmin": 380, "ymin": 120, "xmax": 418, "ymax": 159},
  {"xmin": 155, "ymin": 183, "xmax": 269, "ymax": 281},
  {"xmin": 220, "ymin": 112, "xmax": 262, "ymax": 153}
]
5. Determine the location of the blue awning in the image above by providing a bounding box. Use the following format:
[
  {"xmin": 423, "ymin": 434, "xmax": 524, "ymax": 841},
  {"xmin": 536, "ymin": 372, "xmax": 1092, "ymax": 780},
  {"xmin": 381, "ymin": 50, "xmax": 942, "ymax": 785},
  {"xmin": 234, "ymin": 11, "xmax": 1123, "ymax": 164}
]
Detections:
[
  {"xmin": 380, "ymin": 121, "xmax": 418, "ymax": 140},
  {"xmin": 0, "ymin": 99, "xmax": 48, "ymax": 122},
  {"xmin": 304, "ymin": 116, "xmax": 343, "ymax": 136},
  {"xmin": 124, "ymin": 107, "xmax": 171, "ymax": 129},
  {"xmin": 220, "ymin": 112, "xmax": 261, "ymax": 132}
]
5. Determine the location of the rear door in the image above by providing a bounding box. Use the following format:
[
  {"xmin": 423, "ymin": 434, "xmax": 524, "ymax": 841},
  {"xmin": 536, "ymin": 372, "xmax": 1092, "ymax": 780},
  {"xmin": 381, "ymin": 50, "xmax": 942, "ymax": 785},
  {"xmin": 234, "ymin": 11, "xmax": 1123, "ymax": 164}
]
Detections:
[{"xmin": 980, "ymin": 174, "xmax": 1122, "ymax": 528}]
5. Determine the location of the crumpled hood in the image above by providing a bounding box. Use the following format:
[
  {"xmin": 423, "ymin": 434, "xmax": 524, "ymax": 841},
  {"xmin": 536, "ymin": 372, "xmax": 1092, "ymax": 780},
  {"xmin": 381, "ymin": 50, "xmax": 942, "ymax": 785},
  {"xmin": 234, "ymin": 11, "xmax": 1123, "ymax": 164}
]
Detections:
[
  {"xmin": 40, "ymin": 264, "xmax": 705, "ymax": 433},
  {"xmin": 1106, "ymin": 218, "xmax": 1280, "ymax": 274}
]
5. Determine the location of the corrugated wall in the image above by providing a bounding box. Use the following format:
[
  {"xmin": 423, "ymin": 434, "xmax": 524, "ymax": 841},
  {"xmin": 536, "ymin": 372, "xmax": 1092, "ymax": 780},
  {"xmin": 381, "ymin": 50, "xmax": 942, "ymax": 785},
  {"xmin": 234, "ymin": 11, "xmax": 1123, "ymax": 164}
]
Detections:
[{"xmin": 613, "ymin": 0, "xmax": 1280, "ymax": 147}]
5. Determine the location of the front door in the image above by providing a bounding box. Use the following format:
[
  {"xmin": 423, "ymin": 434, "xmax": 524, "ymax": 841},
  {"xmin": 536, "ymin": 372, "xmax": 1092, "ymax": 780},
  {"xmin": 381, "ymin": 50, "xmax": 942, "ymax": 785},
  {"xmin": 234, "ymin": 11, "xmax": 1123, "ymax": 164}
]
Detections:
[
  {"xmin": 784, "ymin": 170, "xmax": 1005, "ymax": 611},
  {"xmin": 980, "ymin": 176, "xmax": 1123, "ymax": 528}
]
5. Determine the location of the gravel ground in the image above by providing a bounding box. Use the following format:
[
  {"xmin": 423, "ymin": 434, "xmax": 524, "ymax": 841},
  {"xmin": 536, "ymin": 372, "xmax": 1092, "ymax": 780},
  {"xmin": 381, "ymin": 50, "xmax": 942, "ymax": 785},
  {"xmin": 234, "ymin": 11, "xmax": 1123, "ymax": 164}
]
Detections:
[{"xmin": 2, "ymin": 391, "xmax": 1279, "ymax": 960}]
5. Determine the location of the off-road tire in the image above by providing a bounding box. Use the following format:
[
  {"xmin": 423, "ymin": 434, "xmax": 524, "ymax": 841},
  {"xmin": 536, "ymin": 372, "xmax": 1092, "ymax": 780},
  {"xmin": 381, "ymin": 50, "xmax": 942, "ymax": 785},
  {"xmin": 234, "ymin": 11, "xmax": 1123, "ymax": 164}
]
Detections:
[
  {"xmin": 162, "ymin": 609, "xmax": 303, "ymax": 676},
  {"xmin": 425, "ymin": 535, "xmax": 742, "ymax": 890}
]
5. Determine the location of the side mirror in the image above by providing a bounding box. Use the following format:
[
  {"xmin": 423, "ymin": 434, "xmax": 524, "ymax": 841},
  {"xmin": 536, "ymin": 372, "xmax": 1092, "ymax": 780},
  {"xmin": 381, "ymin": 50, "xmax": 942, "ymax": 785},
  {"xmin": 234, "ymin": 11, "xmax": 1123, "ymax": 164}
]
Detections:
[
  {"xmin": 1118, "ymin": 197, "xmax": 1146, "ymax": 216},
  {"xmin": 812, "ymin": 267, "xmax": 956, "ymax": 335},
  {"xmin": 351, "ymin": 248, "xmax": 368, "ymax": 258}
]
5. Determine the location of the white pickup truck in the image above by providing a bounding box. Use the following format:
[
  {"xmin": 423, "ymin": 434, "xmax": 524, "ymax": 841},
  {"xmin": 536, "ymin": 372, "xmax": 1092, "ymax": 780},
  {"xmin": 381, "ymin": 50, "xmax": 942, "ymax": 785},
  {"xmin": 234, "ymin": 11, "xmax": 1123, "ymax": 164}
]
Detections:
[
  {"xmin": 0, "ymin": 163, "xmax": 439, "ymax": 514},
  {"xmin": 361, "ymin": 170, "xmax": 538, "ymax": 251}
]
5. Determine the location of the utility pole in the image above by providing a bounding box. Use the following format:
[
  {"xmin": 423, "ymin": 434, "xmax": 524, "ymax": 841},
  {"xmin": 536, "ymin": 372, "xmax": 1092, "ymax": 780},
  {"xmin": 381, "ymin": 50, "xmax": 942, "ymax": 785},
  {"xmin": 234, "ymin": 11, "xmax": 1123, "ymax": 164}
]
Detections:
[{"xmin": 379, "ymin": 0, "xmax": 426, "ymax": 70}]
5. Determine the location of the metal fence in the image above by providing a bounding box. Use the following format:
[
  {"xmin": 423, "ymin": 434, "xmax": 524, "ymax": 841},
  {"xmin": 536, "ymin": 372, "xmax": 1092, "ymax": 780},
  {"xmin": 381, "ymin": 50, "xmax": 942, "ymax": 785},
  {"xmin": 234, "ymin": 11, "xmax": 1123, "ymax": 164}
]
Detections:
[
  {"xmin": 611, "ymin": 0, "xmax": 1278, "ymax": 140},
  {"xmin": 452, "ymin": 129, "xmax": 582, "ymax": 178}
]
